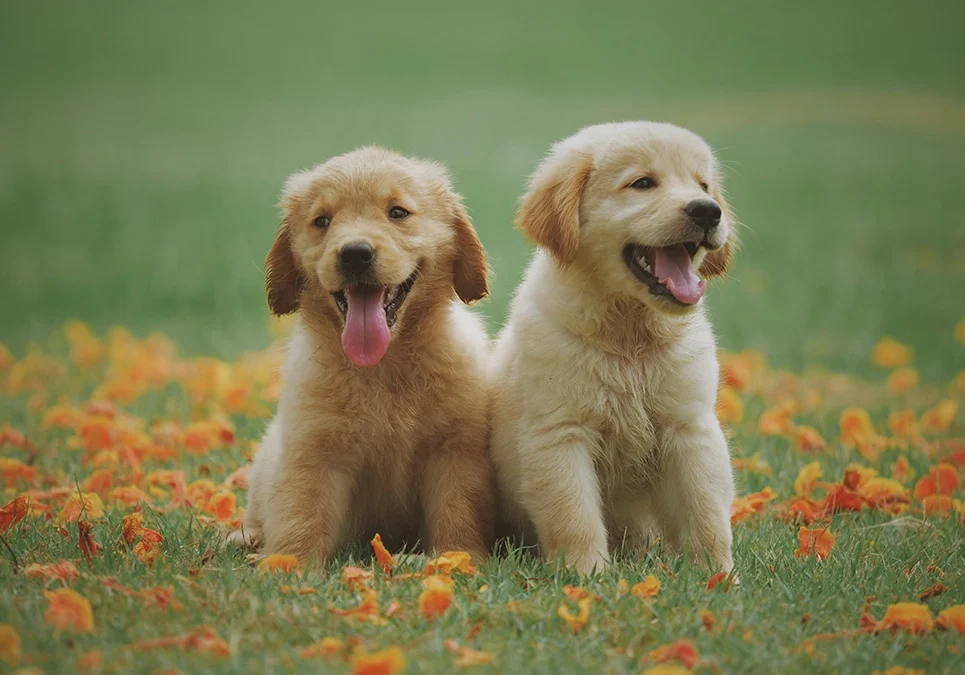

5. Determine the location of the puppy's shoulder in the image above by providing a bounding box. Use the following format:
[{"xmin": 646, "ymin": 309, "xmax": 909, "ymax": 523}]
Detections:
[{"xmin": 444, "ymin": 301, "xmax": 489, "ymax": 367}]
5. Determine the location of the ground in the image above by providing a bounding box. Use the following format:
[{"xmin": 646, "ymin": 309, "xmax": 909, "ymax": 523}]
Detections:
[{"xmin": 1, "ymin": 1, "xmax": 965, "ymax": 673}]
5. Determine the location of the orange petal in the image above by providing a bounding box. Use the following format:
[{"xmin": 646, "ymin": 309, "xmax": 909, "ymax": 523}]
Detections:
[
  {"xmin": 419, "ymin": 575, "xmax": 454, "ymax": 620},
  {"xmin": 351, "ymin": 646, "xmax": 406, "ymax": 675},
  {"xmin": 647, "ymin": 639, "xmax": 699, "ymax": 669},
  {"xmin": 630, "ymin": 575, "xmax": 661, "ymax": 599},
  {"xmin": 0, "ymin": 624, "xmax": 21, "ymax": 666},
  {"xmin": 44, "ymin": 588, "xmax": 95, "ymax": 633},
  {"xmin": 871, "ymin": 337, "xmax": 913, "ymax": 368},
  {"xmin": 794, "ymin": 462, "xmax": 823, "ymax": 497},
  {"xmin": 557, "ymin": 597, "xmax": 591, "ymax": 634},
  {"xmin": 936, "ymin": 605, "xmax": 965, "ymax": 634},
  {"xmin": 342, "ymin": 566, "xmax": 374, "ymax": 590},
  {"xmin": 370, "ymin": 533, "xmax": 396, "ymax": 574},
  {"xmin": 876, "ymin": 602, "xmax": 933, "ymax": 634},
  {"xmin": 299, "ymin": 637, "xmax": 345, "ymax": 659},
  {"xmin": 258, "ymin": 554, "xmax": 299, "ymax": 575},
  {"xmin": 25, "ymin": 560, "xmax": 81, "ymax": 584},
  {"xmin": 444, "ymin": 639, "xmax": 495, "ymax": 668},
  {"xmin": 795, "ymin": 527, "xmax": 835, "ymax": 560},
  {"xmin": 794, "ymin": 425, "xmax": 826, "ymax": 453},
  {"xmin": 0, "ymin": 495, "xmax": 30, "ymax": 536}
]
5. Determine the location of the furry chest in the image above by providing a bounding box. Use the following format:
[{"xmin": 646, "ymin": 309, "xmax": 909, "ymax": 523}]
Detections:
[{"xmin": 587, "ymin": 360, "xmax": 664, "ymax": 486}]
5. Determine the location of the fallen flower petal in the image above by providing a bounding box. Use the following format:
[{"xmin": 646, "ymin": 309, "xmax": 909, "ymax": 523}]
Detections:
[
  {"xmin": 0, "ymin": 495, "xmax": 30, "ymax": 536},
  {"xmin": 258, "ymin": 554, "xmax": 299, "ymax": 575},
  {"xmin": 78, "ymin": 520, "xmax": 101, "ymax": 561},
  {"xmin": 425, "ymin": 550, "xmax": 475, "ymax": 576},
  {"xmin": 647, "ymin": 639, "xmax": 699, "ymax": 669},
  {"xmin": 0, "ymin": 624, "xmax": 20, "ymax": 666},
  {"xmin": 444, "ymin": 640, "xmax": 495, "ymax": 668},
  {"xmin": 631, "ymin": 575, "xmax": 661, "ymax": 599},
  {"xmin": 351, "ymin": 646, "xmax": 406, "ymax": 675},
  {"xmin": 44, "ymin": 588, "xmax": 95, "ymax": 633},
  {"xmin": 936, "ymin": 605, "xmax": 965, "ymax": 633},
  {"xmin": 299, "ymin": 637, "xmax": 344, "ymax": 659},
  {"xmin": 795, "ymin": 527, "xmax": 835, "ymax": 560},
  {"xmin": 918, "ymin": 582, "xmax": 946, "ymax": 600},
  {"xmin": 871, "ymin": 337, "xmax": 913, "ymax": 368},
  {"xmin": 794, "ymin": 462, "xmax": 822, "ymax": 497},
  {"xmin": 342, "ymin": 566, "xmax": 374, "ymax": 590},
  {"xmin": 876, "ymin": 602, "xmax": 933, "ymax": 634},
  {"xmin": 419, "ymin": 575, "xmax": 455, "ymax": 620},
  {"xmin": 57, "ymin": 493, "xmax": 105, "ymax": 525},
  {"xmin": 795, "ymin": 425, "xmax": 826, "ymax": 452},
  {"xmin": 371, "ymin": 533, "xmax": 396, "ymax": 574},
  {"xmin": 25, "ymin": 560, "xmax": 81, "ymax": 583},
  {"xmin": 558, "ymin": 597, "xmax": 591, "ymax": 634}
]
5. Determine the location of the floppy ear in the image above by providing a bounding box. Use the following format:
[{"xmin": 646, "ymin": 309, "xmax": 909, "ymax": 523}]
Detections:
[
  {"xmin": 515, "ymin": 149, "xmax": 593, "ymax": 265},
  {"xmin": 701, "ymin": 186, "xmax": 739, "ymax": 279},
  {"xmin": 265, "ymin": 221, "xmax": 304, "ymax": 315},
  {"xmin": 450, "ymin": 200, "xmax": 490, "ymax": 304}
]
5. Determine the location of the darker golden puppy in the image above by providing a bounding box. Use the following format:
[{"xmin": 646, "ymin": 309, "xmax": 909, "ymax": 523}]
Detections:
[{"xmin": 230, "ymin": 147, "xmax": 495, "ymax": 566}]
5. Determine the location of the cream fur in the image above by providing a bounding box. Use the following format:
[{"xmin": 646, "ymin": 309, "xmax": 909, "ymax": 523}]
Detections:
[{"xmin": 491, "ymin": 122, "xmax": 737, "ymax": 575}]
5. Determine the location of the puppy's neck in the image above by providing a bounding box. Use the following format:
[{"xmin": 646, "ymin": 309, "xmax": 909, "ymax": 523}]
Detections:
[{"xmin": 531, "ymin": 251, "xmax": 699, "ymax": 357}]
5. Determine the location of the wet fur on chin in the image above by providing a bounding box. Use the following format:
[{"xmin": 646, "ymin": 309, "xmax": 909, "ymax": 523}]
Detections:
[
  {"xmin": 230, "ymin": 147, "xmax": 495, "ymax": 566},
  {"xmin": 490, "ymin": 122, "xmax": 737, "ymax": 574}
]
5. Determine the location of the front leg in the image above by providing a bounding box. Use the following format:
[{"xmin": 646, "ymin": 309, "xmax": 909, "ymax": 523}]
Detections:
[
  {"xmin": 519, "ymin": 424, "xmax": 608, "ymax": 575},
  {"xmin": 653, "ymin": 414, "xmax": 735, "ymax": 572},
  {"xmin": 262, "ymin": 434, "xmax": 355, "ymax": 569},
  {"xmin": 421, "ymin": 422, "xmax": 494, "ymax": 562}
]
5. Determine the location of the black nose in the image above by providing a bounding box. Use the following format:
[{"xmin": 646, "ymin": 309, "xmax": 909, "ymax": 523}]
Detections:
[
  {"xmin": 685, "ymin": 199, "xmax": 722, "ymax": 231},
  {"xmin": 339, "ymin": 243, "xmax": 375, "ymax": 275}
]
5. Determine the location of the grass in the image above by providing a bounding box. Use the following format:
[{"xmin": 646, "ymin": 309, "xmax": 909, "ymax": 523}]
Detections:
[{"xmin": 1, "ymin": 0, "xmax": 965, "ymax": 672}]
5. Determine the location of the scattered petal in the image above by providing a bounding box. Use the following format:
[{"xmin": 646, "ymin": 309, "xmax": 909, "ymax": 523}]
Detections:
[
  {"xmin": 876, "ymin": 602, "xmax": 933, "ymax": 634},
  {"xmin": 44, "ymin": 588, "xmax": 95, "ymax": 633},
  {"xmin": 630, "ymin": 575, "xmax": 661, "ymax": 599},
  {"xmin": 258, "ymin": 554, "xmax": 299, "ymax": 575},
  {"xmin": 351, "ymin": 646, "xmax": 406, "ymax": 675},
  {"xmin": 371, "ymin": 533, "xmax": 396, "ymax": 575},
  {"xmin": 419, "ymin": 575, "xmax": 454, "ymax": 620}
]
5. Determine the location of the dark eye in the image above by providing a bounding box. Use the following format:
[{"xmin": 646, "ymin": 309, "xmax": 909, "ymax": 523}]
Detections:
[
  {"xmin": 699, "ymin": 181, "xmax": 709, "ymax": 192},
  {"xmin": 629, "ymin": 176, "xmax": 657, "ymax": 190},
  {"xmin": 388, "ymin": 206, "xmax": 410, "ymax": 220},
  {"xmin": 313, "ymin": 215, "xmax": 331, "ymax": 229}
]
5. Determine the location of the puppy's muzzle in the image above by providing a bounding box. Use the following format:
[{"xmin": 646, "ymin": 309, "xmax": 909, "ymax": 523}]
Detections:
[{"xmin": 338, "ymin": 242, "xmax": 376, "ymax": 283}]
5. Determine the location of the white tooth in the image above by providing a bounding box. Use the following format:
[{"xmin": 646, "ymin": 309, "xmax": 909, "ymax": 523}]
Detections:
[{"xmin": 386, "ymin": 286, "xmax": 399, "ymax": 303}]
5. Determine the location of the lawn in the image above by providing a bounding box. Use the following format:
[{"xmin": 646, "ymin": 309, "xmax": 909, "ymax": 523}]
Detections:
[{"xmin": 2, "ymin": 0, "xmax": 965, "ymax": 673}]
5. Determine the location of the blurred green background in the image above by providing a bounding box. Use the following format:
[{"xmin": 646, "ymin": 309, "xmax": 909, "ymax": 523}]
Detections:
[{"xmin": 2, "ymin": 0, "xmax": 964, "ymax": 380}]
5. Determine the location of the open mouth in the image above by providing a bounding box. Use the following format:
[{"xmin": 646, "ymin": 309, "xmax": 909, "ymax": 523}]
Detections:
[
  {"xmin": 332, "ymin": 270, "xmax": 417, "ymax": 329},
  {"xmin": 331, "ymin": 269, "xmax": 418, "ymax": 367},
  {"xmin": 623, "ymin": 242, "xmax": 706, "ymax": 306}
]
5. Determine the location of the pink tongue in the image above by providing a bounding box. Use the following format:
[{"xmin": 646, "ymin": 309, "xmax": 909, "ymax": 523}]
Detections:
[
  {"xmin": 341, "ymin": 287, "xmax": 391, "ymax": 366},
  {"xmin": 653, "ymin": 244, "xmax": 706, "ymax": 305}
]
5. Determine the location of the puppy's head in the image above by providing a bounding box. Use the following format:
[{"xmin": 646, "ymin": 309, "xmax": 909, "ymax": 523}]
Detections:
[
  {"xmin": 517, "ymin": 122, "xmax": 737, "ymax": 315},
  {"xmin": 266, "ymin": 147, "xmax": 488, "ymax": 366}
]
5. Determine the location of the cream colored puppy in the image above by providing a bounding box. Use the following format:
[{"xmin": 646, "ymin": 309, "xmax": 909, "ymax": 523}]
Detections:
[
  {"xmin": 491, "ymin": 122, "xmax": 737, "ymax": 575},
  {"xmin": 230, "ymin": 147, "xmax": 494, "ymax": 566}
]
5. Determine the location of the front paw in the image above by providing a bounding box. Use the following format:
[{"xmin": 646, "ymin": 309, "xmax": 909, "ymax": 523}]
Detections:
[
  {"xmin": 561, "ymin": 549, "xmax": 609, "ymax": 576},
  {"xmin": 227, "ymin": 527, "xmax": 264, "ymax": 550}
]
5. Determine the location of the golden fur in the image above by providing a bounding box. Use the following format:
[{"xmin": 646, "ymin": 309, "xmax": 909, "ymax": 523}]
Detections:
[
  {"xmin": 231, "ymin": 147, "xmax": 495, "ymax": 565},
  {"xmin": 491, "ymin": 122, "xmax": 738, "ymax": 574}
]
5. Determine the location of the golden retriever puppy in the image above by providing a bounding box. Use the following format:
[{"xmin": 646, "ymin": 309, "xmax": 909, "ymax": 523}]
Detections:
[
  {"xmin": 491, "ymin": 122, "xmax": 738, "ymax": 575},
  {"xmin": 230, "ymin": 147, "xmax": 494, "ymax": 566}
]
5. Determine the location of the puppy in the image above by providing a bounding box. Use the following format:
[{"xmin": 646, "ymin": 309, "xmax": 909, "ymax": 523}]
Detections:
[
  {"xmin": 230, "ymin": 147, "xmax": 495, "ymax": 566},
  {"xmin": 491, "ymin": 122, "xmax": 737, "ymax": 574}
]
